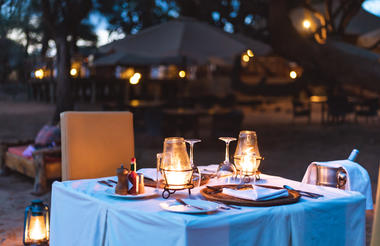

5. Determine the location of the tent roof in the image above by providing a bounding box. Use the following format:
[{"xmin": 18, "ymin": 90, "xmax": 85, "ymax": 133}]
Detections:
[
  {"xmin": 98, "ymin": 17, "xmax": 270, "ymax": 65},
  {"xmin": 93, "ymin": 52, "xmax": 185, "ymax": 66}
]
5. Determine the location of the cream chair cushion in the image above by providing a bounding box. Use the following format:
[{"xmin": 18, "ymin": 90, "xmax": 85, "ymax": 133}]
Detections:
[
  {"xmin": 371, "ymin": 165, "xmax": 380, "ymax": 246},
  {"xmin": 60, "ymin": 111, "xmax": 134, "ymax": 181}
]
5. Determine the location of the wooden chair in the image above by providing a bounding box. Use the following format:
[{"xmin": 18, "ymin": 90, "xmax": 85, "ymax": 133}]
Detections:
[
  {"xmin": 371, "ymin": 165, "xmax": 380, "ymax": 246},
  {"xmin": 0, "ymin": 139, "xmax": 61, "ymax": 195},
  {"xmin": 60, "ymin": 111, "xmax": 134, "ymax": 181},
  {"xmin": 355, "ymin": 98, "xmax": 379, "ymax": 123},
  {"xmin": 327, "ymin": 96, "xmax": 353, "ymax": 124}
]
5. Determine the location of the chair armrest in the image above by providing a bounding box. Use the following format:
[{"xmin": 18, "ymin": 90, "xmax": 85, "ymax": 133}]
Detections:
[{"xmin": 32, "ymin": 147, "xmax": 61, "ymax": 158}]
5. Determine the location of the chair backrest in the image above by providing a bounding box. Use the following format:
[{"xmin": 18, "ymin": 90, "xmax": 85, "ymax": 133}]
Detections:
[
  {"xmin": 371, "ymin": 165, "xmax": 380, "ymax": 246},
  {"xmin": 60, "ymin": 111, "xmax": 134, "ymax": 181}
]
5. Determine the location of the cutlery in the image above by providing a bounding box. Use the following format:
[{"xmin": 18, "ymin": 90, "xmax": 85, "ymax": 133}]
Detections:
[
  {"xmin": 214, "ymin": 201, "xmax": 242, "ymax": 210},
  {"xmin": 207, "ymin": 186, "xmax": 223, "ymax": 194},
  {"xmin": 255, "ymin": 184, "xmax": 323, "ymax": 198},
  {"xmin": 215, "ymin": 204, "xmax": 231, "ymax": 210},
  {"xmin": 262, "ymin": 184, "xmax": 317, "ymax": 198},
  {"xmin": 107, "ymin": 179, "xmax": 117, "ymax": 184},
  {"xmin": 175, "ymin": 198, "xmax": 205, "ymax": 211},
  {"xmin": 207, "ymin": 185, "xmax": 252, "ymax": 194},
  {"xmin": 283, "ymin": 185, "xmax": 323, "ymax": 198},
  {"xmin": 98, "ymin": 180, "xmax": 113, "ymax": 187}
]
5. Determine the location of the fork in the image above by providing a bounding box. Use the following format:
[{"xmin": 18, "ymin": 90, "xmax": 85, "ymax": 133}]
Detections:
[
  {"xmin": 175, "ymin": 198, "xmax": 205, "ymax": 210},
  {"xmin": 97, "ymin": 180, "xmax": 113, "ymax": 187},
  {"xmin": 214, "ymin": 201, "xmax": 242, "ymax": 210}
]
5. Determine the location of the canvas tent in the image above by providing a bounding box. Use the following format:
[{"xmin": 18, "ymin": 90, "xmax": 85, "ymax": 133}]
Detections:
[{"xmin": 97, "ymin": 17, "xmax": 271, "ymax": 66}]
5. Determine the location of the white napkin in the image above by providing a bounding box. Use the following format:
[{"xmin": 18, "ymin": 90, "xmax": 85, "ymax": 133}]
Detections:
[
  {"xmin": 223, "ymin": 185, "xmax": 289, "ymax": 201},
  {"xmin": 137, "ymin": 168, "xmax": 161, "ymax": 181},
  {"xmin": 302, "ymin": 160, "xmax": 373, "ymax": 210}
]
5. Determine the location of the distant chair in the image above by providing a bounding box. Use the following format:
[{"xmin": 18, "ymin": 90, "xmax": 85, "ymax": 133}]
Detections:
[
  {"xmin": 198, "ymin": 95, "xmax": 217, "ymax": 109},
  {"xmin": 355, "ymin": 98, "xmax": 379, "ymax": 123},
  {"xmin": 292, "ymin": 99, "xmax": 311, "ymax": 123},
  {"xmin": 218, "ymin": 94, "xmax": 237, "ymax": 108},
  {"xmin": 211, "ymin": 110, "xmax": 244, "ymax": 137},
  {"xmin": 0, "ymin": 125, "xmax": 61, "ymax": 195},
  {"xmin": 327, "ymin": 96, "xmax": 352, "ymax": 124}
]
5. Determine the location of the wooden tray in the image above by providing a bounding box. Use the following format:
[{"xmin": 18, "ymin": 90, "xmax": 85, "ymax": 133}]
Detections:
[{"xmin": 200, "ymin": 184, "xmax": 300, "ymax": 207}]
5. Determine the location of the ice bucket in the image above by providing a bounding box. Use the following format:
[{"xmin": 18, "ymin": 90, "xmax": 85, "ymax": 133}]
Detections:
[{"xmin": 316, "ymin": 165, "xmax": 347, "ymax": 189}]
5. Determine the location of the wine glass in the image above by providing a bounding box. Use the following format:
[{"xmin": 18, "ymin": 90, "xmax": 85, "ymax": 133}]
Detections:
[
  {"xmin": 185, "ymin": 139, "xmax": 202, "ymax": 187},
  {"xmin": 216, "ymin": 137, "xmax": 237, "ymax": 181}
]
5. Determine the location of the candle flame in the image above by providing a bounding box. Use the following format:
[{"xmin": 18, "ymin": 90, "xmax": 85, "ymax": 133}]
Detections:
[
  {"xmin": 29, "ymin": 216, "xmax": 46, "ymax": 241},
  {"xmin": 164, "ymin": 156, "xmax": 192, "ymax": 189},
  {"xmin": 241, "ymin": 147, "xmax": 257, "ymax": 175}
]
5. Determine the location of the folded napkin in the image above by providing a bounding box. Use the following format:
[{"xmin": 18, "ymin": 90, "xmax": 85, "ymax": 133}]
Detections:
[
  {"xmin": 302, "ymin": 160, "xmax": 373, "ymax": 210},
  {"xmin": 137, "ymin": 168, "xmax": 161, "ymax": 181},
  {"xmin": 223, "ymin": 185, "xmax": 289, "ymax": 201}
]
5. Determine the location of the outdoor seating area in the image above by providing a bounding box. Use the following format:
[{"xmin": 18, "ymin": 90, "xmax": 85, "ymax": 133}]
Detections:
[{"xmin": 2, "ymin": 0, "xmax": 380, "ymax": 246}]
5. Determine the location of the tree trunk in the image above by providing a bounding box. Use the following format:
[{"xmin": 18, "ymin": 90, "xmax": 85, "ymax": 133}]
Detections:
[
  {"xmin": 53, "ymin": 35, "xmax": 73, "ymax": 123},
  {"xmin": 268, "ymin": 0, "xmax": 380, "ymax": 91}
]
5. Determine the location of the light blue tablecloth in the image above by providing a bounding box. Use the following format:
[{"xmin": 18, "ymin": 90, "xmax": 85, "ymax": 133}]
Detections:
[{"xmin": 50, "ymin": 172, "xmax": 366, "ymax": 246}]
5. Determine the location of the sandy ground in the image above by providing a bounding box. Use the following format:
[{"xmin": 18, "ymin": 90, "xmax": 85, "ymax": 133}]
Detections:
[{"xmin": 0, "ymin": 101, "xmax": 378, "ymax": 245}]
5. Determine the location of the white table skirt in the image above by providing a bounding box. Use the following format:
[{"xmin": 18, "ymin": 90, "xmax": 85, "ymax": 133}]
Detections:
[{"xmin": 50, "ymin": 173, "xmax": 366, "ymax": 246}]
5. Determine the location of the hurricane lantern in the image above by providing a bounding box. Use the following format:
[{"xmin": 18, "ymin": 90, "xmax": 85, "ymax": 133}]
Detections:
[
  {"xmin": 23, "ymin": 200, "xmax": 49, "ymax": 246},
  {"xmin": 158, "ymin": 137, "xmax": 194, "ymax": 199},
  {"xmin": 234, "ymin": 130, "xmax": 263, "ymax": 181}
]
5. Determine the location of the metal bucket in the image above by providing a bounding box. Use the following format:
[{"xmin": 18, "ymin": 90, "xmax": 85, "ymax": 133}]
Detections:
[{"xmin": 316, "ymin": 165, "xmax": 347, "ymax": 189}]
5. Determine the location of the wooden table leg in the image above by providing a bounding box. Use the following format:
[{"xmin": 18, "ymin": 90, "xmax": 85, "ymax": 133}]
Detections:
[{"xmin": 31, "ymin": 153, "xmax": 48, "ymax": 196}]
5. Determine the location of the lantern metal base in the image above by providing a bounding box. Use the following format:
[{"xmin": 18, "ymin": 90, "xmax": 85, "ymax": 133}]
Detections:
[
  {"xmin": 24, "ymin": 242, "xmax": 49, "ymax": 246},
  {"xmin": 236, "ymin": 171, "xmax": 261, "ymax": 183},
  {"xmin": 162, "ymin": 184, "xmax": 194, "ymax": 199}
]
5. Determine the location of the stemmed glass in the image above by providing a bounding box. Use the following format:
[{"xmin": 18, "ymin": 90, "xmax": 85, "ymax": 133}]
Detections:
[
  {"xmin": 216, "ymin": 137, "xmax": 237, "ymax": 181},
  {"xmin": 185, "ymin": 139, "xmax": 202, "ymax": 187}
]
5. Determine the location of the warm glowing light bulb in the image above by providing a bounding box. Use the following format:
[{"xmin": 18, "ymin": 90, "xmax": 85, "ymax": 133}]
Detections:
[
  {"xmin": 70, "ymin": 68, "xmax": 78, "ymax": 77},
  {"xmin": 134, "ymin": 72, "xmax": 141, "ymax": 79},
  {"xmin": 247, "ymin": 49, "xmax": 254, "ymax": 57},
  {"xmin": 242, "ymin": 54, "xmax": 250, "ymax": 62},
  {"xmin": 303, "ymin": 20, "xmax": 311, "ymax": 29},
  {"xmin": 129, "ymin": 73, "xmax": 141, "ymax": 85},
  {"xmin": 130, "ymin": 99, "xmax": 140, "ymax": 107},
  {"xmin": 178, "ymin": 70, "xmax": 186, "ymax": 78},
  {"xmin": 290, "ymin": 71, "xmax": 297, "ymax": 79},
  {"xmin": 35, "ymin": 69, "xmax": 44, "ymax": 79}
]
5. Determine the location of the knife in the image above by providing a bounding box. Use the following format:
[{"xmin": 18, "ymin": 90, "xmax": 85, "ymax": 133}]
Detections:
[
  {"xmin": 255, "ymin": 184, "xmax": 323, "ymax": 198},
  {"xmin": 97, "ymin": 180, "xmax": 113, "ymax": 187}
]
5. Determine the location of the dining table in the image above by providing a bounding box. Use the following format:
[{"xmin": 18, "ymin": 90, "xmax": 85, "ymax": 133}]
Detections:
[{"xmin": 49, "ymin": 167, "xmax": 366, "ymax": 246}]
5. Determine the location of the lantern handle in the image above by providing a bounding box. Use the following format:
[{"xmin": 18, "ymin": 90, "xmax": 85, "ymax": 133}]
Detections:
[{"xmin": 156, "ymin": 153, "xmax": 163, "ymax": 191}]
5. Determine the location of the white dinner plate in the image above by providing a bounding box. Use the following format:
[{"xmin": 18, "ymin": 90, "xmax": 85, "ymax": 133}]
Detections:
[
  {"xmin": 104, "ymin": 186, "xmax": 159, "ymax": 199},
  {"xmin": 160, "ymin": 199, "xmax": 220, "ymax": 214}
]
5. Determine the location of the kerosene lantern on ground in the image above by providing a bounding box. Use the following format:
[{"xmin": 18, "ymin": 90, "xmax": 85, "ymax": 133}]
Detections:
[
  {"xmin": 23, "ymin": 200, "xmax": 49, "ymax": 246},
  {"xmin": 234, "ymin": 130, "xmax": 263, "ymax": 183},
  {"xmin": 157, "ymin": 137, "xmax": 195, "ymax": 199}
]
